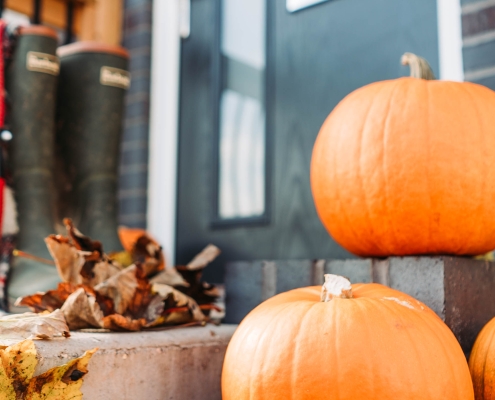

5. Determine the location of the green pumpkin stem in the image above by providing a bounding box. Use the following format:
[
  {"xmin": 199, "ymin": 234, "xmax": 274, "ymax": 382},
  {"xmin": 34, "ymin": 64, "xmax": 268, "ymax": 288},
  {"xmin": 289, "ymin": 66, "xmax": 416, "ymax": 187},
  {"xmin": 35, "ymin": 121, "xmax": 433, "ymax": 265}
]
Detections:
[
  {"xmin": 401, "ymin": 53, "xmax": 435, "ymax": 80},
  {"xmin": 321, "ymin": 274, "xmax": 353, "ymax": 302}
]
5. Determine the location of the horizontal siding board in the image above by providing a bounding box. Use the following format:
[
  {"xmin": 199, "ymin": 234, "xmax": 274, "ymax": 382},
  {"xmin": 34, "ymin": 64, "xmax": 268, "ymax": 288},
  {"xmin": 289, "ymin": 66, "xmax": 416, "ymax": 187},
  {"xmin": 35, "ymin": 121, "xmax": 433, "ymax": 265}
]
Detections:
[
  {"xmin": 462, "ymin": 6, "xmax": 495, "ymax": 36},
  {"xmin": 463, "ymin": 38, "xmax": 495, "ymax": 71},
  {"xmin": 462, "ymin": 0, "xmax": 491, "ymax": 6},
  {"xmin": 118, "ymin": 170, "xmax": 149, "ymax": 190}
]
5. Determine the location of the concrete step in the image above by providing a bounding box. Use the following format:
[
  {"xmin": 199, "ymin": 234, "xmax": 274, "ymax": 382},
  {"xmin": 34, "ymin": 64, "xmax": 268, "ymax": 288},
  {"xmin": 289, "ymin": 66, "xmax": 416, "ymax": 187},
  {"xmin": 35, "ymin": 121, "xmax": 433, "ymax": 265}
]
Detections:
[{"xmin": 32, "ymin": 324, "xmax": 237, "ymax": 399}]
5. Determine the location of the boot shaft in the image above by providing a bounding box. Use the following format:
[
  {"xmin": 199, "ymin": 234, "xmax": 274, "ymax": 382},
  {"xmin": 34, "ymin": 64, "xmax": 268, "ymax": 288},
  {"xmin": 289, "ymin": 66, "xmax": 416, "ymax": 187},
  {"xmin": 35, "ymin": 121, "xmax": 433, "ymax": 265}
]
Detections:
[
  {"xmin": 6, "ymin": 26, "xmax": 59, "ymax": 173},
  {"xmin": 57, "ymin": 42, "xmax": 130, "ymax": 252},
  {"xmin": 6, "ymin": 26, "xmax": 59, "ymax": 253},
  {"xmin": 57, "ymin": 42, "xmax": 129, "ymax": 181},
  {"xmin": 6, "ymin": 26, "xmax": 61, "ymax": 303}
]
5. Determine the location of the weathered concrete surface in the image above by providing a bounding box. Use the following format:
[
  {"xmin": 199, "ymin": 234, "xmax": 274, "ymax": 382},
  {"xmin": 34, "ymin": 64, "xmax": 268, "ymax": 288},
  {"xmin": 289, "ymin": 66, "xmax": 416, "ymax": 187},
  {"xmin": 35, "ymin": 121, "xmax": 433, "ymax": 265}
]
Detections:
[
  {"xmin": 31, "ymin": 324, "xmax": 237, "ymax": 400},
  {"xmin": 225, "ymin": 257, "xmax": 495, "ymax": 354}
]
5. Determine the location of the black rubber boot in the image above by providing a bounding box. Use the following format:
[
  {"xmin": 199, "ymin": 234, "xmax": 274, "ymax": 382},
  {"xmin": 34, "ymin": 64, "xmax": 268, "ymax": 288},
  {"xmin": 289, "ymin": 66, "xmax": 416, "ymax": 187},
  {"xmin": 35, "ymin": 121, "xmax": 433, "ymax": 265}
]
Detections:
[
  {"xmin": 56, "ymin": 42, "xmax": 130, "ymax": 253},
  {"xmin": 6, "ymin": 26, "xmax": 61, "ymax": 304}
]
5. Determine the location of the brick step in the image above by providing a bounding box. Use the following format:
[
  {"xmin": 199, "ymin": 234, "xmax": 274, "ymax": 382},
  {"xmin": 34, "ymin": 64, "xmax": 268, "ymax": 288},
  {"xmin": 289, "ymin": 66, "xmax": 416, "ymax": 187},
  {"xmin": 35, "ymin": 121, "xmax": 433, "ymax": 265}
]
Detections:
[{"xmin": 225, "ymin": 257, "xmax": 495, "ymax": 354}]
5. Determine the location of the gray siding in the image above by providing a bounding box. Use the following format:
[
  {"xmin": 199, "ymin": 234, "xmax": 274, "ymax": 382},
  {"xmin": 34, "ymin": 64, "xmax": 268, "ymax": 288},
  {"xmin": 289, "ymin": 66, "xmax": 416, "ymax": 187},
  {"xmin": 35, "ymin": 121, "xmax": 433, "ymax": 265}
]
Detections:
[
  {"xmin": 462, "ymin": 0, "xmax": 495, "ymax": 89},
  {"xmin": 118, "ymin": 0, "xmax": 152, "ymax": 228}
]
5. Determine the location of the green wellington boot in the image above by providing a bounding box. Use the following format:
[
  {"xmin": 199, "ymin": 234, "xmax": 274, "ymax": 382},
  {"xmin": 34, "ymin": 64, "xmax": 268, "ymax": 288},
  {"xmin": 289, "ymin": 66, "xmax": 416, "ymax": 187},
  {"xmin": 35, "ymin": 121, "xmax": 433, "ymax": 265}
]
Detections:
[
  {"xmin": 56, "ymin": 42, "xmax": 130, "ymax": 253},
  {"xmin": 6, "ymin": 26, "xmax": 61, "ymax": 304}
]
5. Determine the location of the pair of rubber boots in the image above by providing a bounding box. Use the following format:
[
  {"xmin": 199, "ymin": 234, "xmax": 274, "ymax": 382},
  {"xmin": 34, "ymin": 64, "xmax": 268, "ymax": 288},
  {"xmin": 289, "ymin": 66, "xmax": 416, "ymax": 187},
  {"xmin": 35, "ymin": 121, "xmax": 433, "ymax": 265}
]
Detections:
[{"xmin": 5, "ymin": 26, "xmax": 130, "ymax": 306}]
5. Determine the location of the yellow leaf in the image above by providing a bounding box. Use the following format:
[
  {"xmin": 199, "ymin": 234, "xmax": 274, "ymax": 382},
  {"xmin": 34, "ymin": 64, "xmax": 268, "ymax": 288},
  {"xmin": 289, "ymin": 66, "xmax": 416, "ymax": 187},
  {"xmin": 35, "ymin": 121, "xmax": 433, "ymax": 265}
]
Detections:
[
  {"xmin": 0, "ymin": 340, "xmax": 35, "ymax": 399},
  {"xmin": 26, "ymin": 347, "xmax": 97, "ymax": 400},
  {"xmin": 0, "ymin": 339, "xmax": 97, "ymax": 399}
]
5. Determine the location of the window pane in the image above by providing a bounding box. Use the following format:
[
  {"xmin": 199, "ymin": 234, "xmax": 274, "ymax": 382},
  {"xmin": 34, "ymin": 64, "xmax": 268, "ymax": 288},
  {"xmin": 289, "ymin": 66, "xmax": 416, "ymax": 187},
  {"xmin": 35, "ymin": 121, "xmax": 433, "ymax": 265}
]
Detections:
[{"xmin": 218, "ymin": 0, "xmax": 266, "ymax": 220}]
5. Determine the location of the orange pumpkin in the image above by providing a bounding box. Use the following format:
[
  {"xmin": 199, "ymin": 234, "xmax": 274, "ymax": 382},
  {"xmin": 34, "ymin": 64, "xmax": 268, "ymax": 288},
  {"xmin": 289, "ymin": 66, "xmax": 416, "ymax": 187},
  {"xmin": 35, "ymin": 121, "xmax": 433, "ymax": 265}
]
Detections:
[
  {"xmin": 222, "ymin": 275, "xmax": 474, "ymax": 400},
  {"xmin": 469, "ymin": 317, "xmax": 495, "ymax": 399},
  {"xmin": 311, "ymin": 53, "xmax": 495, "ymax": 257}
]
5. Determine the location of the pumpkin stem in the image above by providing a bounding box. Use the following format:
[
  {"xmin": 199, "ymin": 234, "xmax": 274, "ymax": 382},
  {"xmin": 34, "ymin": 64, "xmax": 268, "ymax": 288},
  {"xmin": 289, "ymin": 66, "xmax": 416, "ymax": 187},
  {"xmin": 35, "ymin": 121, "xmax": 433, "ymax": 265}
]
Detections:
[
  {"xmin": 321, "ymin": 274, "xmax": 353, "ymax": 302},
  {"xmin": 401, "ymin": 53, "xmax": 435, "ymax": 80}
]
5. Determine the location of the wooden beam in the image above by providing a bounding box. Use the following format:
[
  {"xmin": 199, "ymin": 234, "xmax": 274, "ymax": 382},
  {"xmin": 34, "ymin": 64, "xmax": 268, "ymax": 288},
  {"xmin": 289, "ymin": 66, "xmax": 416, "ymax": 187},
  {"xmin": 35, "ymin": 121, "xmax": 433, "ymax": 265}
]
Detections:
[
  {"xmin": 5, "ymin": 0, "xmax": 84, "ymax": 35},
  {"xmin": 68, "ymin": 0, "xmax": 123, "ymax": 45},
  {"xmin": 5, "ymin": 0, "xmax": 123, "ymax": 45}
]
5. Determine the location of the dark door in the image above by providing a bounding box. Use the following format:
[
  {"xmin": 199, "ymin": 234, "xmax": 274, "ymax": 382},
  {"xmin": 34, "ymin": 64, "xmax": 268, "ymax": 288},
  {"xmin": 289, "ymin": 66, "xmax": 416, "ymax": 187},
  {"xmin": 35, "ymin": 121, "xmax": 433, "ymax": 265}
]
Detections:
[{"xmin": 177, "ymin": 0, "xmax": 439, "ymax": 283}]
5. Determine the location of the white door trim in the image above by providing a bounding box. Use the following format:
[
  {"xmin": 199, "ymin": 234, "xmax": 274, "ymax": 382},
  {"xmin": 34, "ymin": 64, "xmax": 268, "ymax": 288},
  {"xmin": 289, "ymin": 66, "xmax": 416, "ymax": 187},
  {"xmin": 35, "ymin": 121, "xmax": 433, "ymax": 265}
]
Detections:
[
  {"xmin": 437, "ymin": 0, "xmax": 464, "ymax": 81},
  {"xmin": 147, "ymin": 0, "xmax": 181, "ymax": 267}
]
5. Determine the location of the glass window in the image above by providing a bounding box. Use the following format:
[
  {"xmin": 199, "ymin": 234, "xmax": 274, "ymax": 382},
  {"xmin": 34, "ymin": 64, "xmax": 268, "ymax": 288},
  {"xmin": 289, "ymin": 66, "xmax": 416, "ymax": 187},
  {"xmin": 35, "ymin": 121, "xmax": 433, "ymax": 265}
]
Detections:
[{"xmin": 218, "ymin": 0, "xmax": 266, "ymax": 221}]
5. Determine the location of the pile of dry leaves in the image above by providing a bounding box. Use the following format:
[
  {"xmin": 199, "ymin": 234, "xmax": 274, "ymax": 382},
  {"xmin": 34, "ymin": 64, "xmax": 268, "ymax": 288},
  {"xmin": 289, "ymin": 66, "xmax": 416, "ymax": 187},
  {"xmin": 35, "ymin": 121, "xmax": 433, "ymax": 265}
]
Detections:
[{"xmin": 15, "ymin": 219, "xmax": 222, "ymax": 332}]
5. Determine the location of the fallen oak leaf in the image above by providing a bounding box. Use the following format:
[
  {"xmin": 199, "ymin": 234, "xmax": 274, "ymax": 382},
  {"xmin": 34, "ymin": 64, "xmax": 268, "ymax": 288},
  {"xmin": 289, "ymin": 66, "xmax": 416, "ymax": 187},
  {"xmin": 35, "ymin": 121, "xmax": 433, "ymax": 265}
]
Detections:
[
  {"xmin": 0, "ymin": 339, "xmax": 97, "ymax": 399},
  {"xmin": 61, "ymin": 288, "xmax": 104, "ymax": 330},
  {"xmin": 94, "ymin": 265, "xmax": 137, "ymax": 315},
  {"xmin": 26, "ymin": 347, "xmax": 97, "ymax": 400},
  {"xmin": 186, "ymin": 244, "xmax": 221, "ymax": 270},
  {"xmin": 174, "ymin": 244, "xmax": 221, "ymax": 309},
  {"xmin": 45, "ymin": 235, "xmax": 85, "ymax": 284},
  {"xmin": 0, "ymin": 339, "xmax": 36, "ymax": 398},
  {"xmin": 147, "ymin": 283, "xmax": 206, "ymax": 327},
  {"xmin": 150, "ymin": 268, "xmax": 189, "ymax": 288},
  {"xmin": 16, "ymin": 282, "xmax": 114, "ymax": 317},
  {"xmin": 118, "ymin": 227, "xmax": 166, "ymax": 275},
  {"xmin": 126, "ymin": 263, "xmax": 154, "ymax": 319},
  {"xmin": 0, "ymin": 309, "xmax": 70, "ymax": 340},
  {"xmin": 101, "ymin": 314, "xmax": 146, "ymax": 331},
  {"xmin": 83, "ymin": 259, "xmax": 122, "ymax": 288},
  {"xmin": 64, "ymin": 218, "xmax": 103, "ymax": 255},
  {"xmin": 16, "ymin": 282, "xmax": 82, "ymax": 312},
  {"xmin": 132, "ymin": 235, "xmax": 165, "ymax": 276},
  {"xmin": 45, "ymin": 235, "xmax": 121, "ymax": 288},
  {"xmin": 94, "ymin": 263, "xmax": 150, "ymax": 316}
]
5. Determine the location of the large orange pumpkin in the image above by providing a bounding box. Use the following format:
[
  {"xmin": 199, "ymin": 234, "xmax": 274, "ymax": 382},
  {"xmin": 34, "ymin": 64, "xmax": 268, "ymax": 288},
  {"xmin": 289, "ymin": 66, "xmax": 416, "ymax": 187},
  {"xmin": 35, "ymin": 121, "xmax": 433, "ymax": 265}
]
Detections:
[
  {"xmin": 311, "ymin": 53, "xmax": 495, "ymax": 257},
  {"xmin": 222, "ymin": 275, "xmax": 474, "ymax": 400},
  {"xmin": 469, "ymin": 317, "xmax": 495, "ymax": 399}
]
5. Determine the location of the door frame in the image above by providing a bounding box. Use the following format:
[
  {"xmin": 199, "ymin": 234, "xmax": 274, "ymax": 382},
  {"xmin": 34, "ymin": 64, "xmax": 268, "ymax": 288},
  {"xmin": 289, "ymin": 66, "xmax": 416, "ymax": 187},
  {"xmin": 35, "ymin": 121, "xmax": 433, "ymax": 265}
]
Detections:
[{"xmin": 147, "ymin": 0, "xmax": 181, "ymax": 267}]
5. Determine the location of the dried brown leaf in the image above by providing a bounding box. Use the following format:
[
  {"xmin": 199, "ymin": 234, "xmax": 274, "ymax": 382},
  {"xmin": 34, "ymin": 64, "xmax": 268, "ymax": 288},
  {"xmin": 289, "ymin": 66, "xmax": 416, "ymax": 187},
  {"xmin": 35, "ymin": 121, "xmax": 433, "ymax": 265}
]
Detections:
[
  {"xmin": 150, "ymin": 268, "xmax": 189, "ymax": 287},
  {"xmin": 186, "ymin": 244, "xmax": 221, "ymax": 270},
  {"xmin": 16, "ymin": 282, "xmax": 91, "ymax": 313},
  {"xmin": 26, "ymin": 346, "xmax": 97, "ymax": 399},
  {"xmin": 150, "ymin": 283, "xmax": 206, "ymax": 326},
  {"xmin": 132, "ymin": 235, "xmax": 165, "ymax": 276},
  {"xmin": 61, "ymin": 288, "xmax": 104, "ymax": 330},
  {"xmin": 45, "ymin": 235, "xmax": 85, "ymax": 284},
  {"xmin": 94, "ymin": 265, "xmax": 138, "ymax": 315},
  {"xmin": 82, "ymin": 259, "xmax": 122, "ymax": 288},
  {"xmin": 127, "ymin": 263, "xmax": 154, "ymax": 319},
  {"xmin": 45, "ymin": 233, "xmax": 121, "ymax": 288},
  {"xmin": 101, "ymin": 314, "xmax": 146, "ymax": 331},
  {"xmin": 173, "ymin": 244, "xmax": 221, "ymax": 310},
  {"xmin": 0, "ymin": 309, "xmax": 70, "ymax": 340},
  {"xmin": 64, "ymin": 218, "xmax": 104, "ymax": 254}
]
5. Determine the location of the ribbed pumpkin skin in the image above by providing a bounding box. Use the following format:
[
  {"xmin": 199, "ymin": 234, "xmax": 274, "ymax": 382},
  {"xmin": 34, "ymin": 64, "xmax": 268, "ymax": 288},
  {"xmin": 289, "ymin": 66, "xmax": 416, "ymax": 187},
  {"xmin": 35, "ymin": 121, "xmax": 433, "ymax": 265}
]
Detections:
[
  {"xmin": 222, "ymin": 284, "xmax": 473, "ymax": 400},
  {"xmin": 311, "ymin": 78, "xmax": 495, "ymax": 257},
  {"xmin": 469, "ymin": 317, "xmax": 495, "ymax": 399}
]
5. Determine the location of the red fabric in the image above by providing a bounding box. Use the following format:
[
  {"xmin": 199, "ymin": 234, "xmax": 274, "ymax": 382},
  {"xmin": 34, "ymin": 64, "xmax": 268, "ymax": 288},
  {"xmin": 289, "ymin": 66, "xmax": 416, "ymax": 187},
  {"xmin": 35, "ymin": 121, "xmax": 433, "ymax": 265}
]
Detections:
[
  {"xmin": 0, "ymin": 178, "xmax": 4, "ymax": 238},
  {"xmin": 0, "ymin": 20, "xmax": 5, "ymax": 236},
  {"xmin": 0, "ymin": 20, "xmax": 5, "ymax": 128}
]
